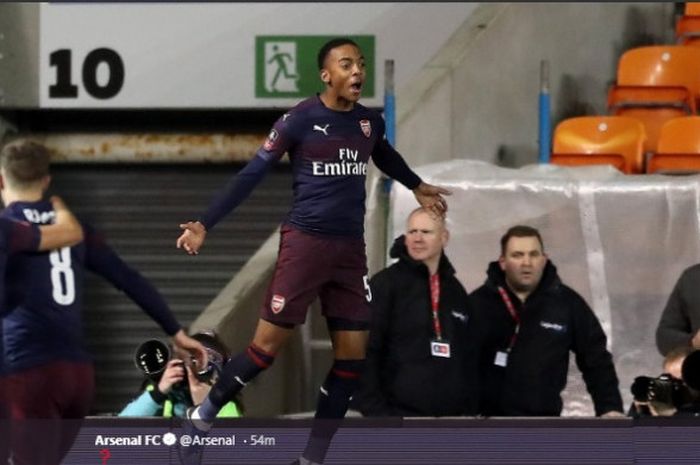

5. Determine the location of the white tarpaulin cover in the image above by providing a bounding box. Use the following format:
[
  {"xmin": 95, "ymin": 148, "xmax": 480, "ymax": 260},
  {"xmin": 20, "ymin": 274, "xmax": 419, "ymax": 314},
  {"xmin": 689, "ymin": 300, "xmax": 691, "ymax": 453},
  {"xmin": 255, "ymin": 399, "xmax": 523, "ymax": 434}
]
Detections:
[{"xmin": 388, "ymin": 159, "xmax": 700, "ymax": 416}]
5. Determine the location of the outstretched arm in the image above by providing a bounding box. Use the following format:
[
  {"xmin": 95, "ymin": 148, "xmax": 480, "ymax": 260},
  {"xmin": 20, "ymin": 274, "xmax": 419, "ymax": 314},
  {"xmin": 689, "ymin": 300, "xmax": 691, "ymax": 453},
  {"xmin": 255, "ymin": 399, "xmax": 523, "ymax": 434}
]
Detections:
[
  {"xmin": 37, "ymin": 196, "xmax": 84, "ymax": 250},
  {"xmin": 176, "ymin": 110, "xmax": 296, "ymax": 255},
  {"xmin": 85, "ymin": 225, "xmax": 207, "ymax": 368},
  {"xmin": 176, "ymin": 155, "xmax": 276, "ymax": 255}
]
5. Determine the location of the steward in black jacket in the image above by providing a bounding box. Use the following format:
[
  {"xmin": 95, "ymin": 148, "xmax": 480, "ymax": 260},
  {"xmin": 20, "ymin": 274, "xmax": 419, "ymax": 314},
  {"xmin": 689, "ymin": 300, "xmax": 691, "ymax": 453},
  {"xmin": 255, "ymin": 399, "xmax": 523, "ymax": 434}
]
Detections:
[
  {"xmin": 352, "ymin": 236, "xmax": 480, "ymax": 417},
  {"xmin": 471, "ymin": 260, "xmax": 623, "ymax": 416}
]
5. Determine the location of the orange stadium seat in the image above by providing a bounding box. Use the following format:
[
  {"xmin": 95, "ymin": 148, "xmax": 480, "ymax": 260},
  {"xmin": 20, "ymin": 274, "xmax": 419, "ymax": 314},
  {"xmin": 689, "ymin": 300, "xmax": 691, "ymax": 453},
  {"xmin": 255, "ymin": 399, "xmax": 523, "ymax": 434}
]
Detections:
[
  {"xmin": 614, "ymin": 46, "xmax": 700, "ymax": 103},
  {"xmin": 551, "ymin": 116, "xmax": 646, "ymax": 174},
  {"xmin": 647, "ymin": 116, "xmax": 700, "ymax": 174},
  {"xmin": 607, "ymin": 85, "xmax": 694, "ymax": 154},
  {"xmin": 676, "ymin": 15, "xmax": 700, "ymax": 46},
  {"xmin": 686, "ymin": 2, "xmax": 700, "ymax": 15},
  {"xmin": 607, "ymin": 45, "xmax": 700, "ymax": 153}
]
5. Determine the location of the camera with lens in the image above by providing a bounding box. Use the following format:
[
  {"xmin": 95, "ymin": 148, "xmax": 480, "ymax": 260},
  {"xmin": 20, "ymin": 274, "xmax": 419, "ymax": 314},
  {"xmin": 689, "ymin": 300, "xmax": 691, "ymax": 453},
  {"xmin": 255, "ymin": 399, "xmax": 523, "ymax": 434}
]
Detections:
[
  {"xmin": 134, "ymin": 339, "xmax": 172, "ymax": 377},
  {"xmin": 133, "ymin": 336, "xmax": 225, "ymax": 384},
  {"xmin": 631, "ymin": 349, "xmax": 700, "ymax": 413},
  {"xmin": 132, "ymin": 334, "xmax": 240, "ymax": 415},
  {"xmin": 133, "ymin": 339, "xmax": 191, "ymax": 403},
  {"xmin": 631, "ymin": 373, "xmax": 691, "ymax": 407}
]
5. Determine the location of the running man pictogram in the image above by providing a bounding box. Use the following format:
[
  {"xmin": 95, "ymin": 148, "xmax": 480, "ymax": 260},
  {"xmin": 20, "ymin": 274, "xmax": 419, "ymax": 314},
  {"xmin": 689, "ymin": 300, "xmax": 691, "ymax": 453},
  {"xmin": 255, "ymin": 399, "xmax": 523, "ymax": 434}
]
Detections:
[{"xmin": 266, "ymin": 43, "xmax": 299, "ymax": 92}]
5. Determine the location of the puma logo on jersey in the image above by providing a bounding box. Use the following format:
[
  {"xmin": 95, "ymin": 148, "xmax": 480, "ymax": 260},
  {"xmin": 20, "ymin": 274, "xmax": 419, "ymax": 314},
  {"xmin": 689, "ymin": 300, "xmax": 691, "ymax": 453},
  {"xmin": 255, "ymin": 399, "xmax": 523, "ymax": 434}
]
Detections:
[{"xmin": 313, "ymin": 124, "xmax": 329, "ymax": 136}]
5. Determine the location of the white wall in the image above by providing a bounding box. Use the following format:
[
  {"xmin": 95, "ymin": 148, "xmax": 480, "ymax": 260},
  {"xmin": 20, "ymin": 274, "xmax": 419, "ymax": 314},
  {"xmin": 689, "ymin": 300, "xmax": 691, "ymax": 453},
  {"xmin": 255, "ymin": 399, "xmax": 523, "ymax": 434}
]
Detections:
[{"xmin": 5, "ymin": 2, "xmax": 476, "ymax": 108}]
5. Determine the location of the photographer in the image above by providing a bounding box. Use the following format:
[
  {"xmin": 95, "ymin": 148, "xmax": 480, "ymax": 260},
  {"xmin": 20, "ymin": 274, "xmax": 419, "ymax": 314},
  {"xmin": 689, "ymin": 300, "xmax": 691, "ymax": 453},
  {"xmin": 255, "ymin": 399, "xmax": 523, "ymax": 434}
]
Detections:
[
  {"xmin": 120, "ymin": 332, "xmax": 242, "ymax": 418},
  {"xmin": 656, "ymin": 264, "xmax": 700, "ymax": 356},
  {"xmin": 630, "ymin": 345, "xmax": 699, "ymax": 417}
]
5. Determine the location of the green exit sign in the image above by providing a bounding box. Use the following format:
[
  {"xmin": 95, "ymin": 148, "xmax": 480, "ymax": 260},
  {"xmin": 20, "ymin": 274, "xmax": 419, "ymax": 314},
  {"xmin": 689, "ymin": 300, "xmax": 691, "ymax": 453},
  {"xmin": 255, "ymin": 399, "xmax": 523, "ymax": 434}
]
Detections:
[{"xmin": 255, "ymin": 35, "xmax": 375, "ymax": 99}]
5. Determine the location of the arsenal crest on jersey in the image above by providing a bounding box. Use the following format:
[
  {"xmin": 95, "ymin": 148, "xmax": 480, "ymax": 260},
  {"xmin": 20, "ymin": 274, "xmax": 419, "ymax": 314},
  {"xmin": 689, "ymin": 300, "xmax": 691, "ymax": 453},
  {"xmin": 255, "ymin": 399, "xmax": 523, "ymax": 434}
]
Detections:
[
  {"xmin": 359, "ymin": 120, "xmax": 371, "ymax": 138},
  {"xmin": 270, "ymin": 294, "xmax": 286, "ymax": 314}
]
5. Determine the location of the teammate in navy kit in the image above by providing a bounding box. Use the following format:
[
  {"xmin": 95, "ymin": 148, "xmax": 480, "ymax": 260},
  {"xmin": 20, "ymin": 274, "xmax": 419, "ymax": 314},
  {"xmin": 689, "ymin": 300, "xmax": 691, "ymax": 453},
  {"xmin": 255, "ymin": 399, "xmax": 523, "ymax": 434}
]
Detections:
[
  {"xmin": 177, "ymin": 38, "xmax": 450, "ymax": 465},
  {"xmin": 0, "ymin": 195, "xmax": 84, "ymax": 312},
  {"xmin": 0, "ymin": 196, "xmax": 84, "ymax": 465},
  {"xmin": 0, "ymin": 140, "xmax": 207, "ymax": 465}
]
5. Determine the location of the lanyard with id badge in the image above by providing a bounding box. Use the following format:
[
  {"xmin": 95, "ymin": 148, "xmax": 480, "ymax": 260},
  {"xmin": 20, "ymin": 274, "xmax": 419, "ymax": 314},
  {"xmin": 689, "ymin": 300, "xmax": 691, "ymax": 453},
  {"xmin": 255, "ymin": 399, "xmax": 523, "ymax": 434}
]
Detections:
[
  {"xmin": 429, "ymin": 273, "xmax": 451, "ymax": 358},
  {"xmin": 494, "ymin": 286, "xmax": 520, "ymax": 367}
]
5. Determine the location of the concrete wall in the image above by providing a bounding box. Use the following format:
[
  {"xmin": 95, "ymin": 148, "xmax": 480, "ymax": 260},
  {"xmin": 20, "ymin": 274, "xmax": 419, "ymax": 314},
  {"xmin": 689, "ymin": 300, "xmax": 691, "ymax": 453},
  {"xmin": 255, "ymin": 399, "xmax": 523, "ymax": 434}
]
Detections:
[
  {"xmin": 396, "ymin": 3, "xmax": 676, "ymax": 168},
  {"xmin": 0, "ymin": 3, "xmax": 39, "ymax": 107}
]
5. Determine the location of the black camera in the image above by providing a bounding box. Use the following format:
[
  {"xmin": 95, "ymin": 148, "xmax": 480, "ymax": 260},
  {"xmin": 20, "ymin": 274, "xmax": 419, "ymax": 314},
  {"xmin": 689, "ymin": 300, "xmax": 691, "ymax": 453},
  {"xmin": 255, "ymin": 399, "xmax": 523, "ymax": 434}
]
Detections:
[
  {"xmin": 133, "ymin": 339, "xmax": 191, "ymax": 404},
  {"xmin": 134, "ymin": 339, "xmax": 172, "ymax": 377},
  {"xmin": 631, "ymin": 349, "xmax": 700, "ymax": 410},
  {"xmin": 631, "ymin": 373, "xmax": 690, "ymax": 406},
  {"xmin": 133, "ymin": 337, "xmax": 225, "ymax": 384}
]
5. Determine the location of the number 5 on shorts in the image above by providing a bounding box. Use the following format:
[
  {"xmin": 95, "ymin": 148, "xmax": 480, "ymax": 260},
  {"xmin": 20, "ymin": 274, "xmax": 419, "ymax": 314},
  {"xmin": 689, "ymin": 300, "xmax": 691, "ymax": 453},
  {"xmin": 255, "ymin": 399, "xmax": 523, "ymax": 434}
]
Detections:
[{"xmin": 363, "ymin": 275, "xmax": 372, "ymax": 302}]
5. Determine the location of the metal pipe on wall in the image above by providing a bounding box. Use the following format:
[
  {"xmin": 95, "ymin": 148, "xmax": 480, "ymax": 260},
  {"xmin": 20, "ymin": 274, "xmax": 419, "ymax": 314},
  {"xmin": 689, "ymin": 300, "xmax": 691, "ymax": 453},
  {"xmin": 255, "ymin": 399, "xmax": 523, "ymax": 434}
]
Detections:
[{"xmin": 538, "ymin": 59, "xmax": 552, "ymax": 164}]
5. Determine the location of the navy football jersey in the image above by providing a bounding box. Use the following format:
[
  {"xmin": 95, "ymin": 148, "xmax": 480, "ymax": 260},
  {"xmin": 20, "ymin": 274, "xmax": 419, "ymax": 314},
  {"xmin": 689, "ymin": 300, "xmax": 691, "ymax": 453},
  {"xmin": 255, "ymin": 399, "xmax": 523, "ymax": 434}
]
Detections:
[
  {"xmin": 200, "ymin": 95, "xmax": 421, "ymax": 237},
  {"xmin": 0, "ymin": 218, "xmax": 40, "ymax": 314},
  {"xmin": 2, "ymin": 200, "xmax": 180, "ymax": 373},
  {"xmin": 0, "ymin": 218, "xmax": 40, "ymax": 376}
]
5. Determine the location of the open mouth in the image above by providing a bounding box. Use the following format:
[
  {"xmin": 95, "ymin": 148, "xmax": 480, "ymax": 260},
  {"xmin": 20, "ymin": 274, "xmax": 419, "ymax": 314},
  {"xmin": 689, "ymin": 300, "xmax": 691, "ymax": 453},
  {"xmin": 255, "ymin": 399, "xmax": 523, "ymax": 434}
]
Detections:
[{"xmin": 350, "ymin": 82, "xmax": 363, "ymax": 94}]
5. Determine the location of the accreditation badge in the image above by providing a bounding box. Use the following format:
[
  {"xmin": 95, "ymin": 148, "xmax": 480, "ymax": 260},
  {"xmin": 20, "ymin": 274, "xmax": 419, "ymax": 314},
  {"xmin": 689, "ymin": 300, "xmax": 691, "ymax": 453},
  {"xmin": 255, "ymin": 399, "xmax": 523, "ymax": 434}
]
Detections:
[{"xmin": 430, "ymin": 340, "xmax": 451, "ymax": 358}]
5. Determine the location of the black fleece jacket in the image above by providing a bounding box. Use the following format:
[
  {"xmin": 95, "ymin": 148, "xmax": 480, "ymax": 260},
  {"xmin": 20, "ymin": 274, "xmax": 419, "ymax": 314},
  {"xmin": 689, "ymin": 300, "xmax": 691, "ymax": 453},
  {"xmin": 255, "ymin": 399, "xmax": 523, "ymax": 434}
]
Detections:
[
  {"xmin": 352, "ymin": 236, "xmax": 480, "ymax": 417},
  {"xmin": 471, "ymin": 260, "xmax": 623, "ymax": 416}
]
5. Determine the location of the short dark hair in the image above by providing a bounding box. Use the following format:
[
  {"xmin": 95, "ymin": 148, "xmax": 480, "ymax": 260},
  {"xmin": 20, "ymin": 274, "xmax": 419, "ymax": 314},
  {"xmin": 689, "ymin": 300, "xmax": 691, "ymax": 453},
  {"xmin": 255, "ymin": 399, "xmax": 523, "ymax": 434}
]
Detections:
[
  {"xmin": 317, "ymin": 37, "xmax": 360, "ymax": 69},
  {"xmin": 0, "ymin": 139, "xmax": 51, "ymax": 189},
  {"xmin": 500, "ymin": 225, "xmax": 544, "ymax": 256}
]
